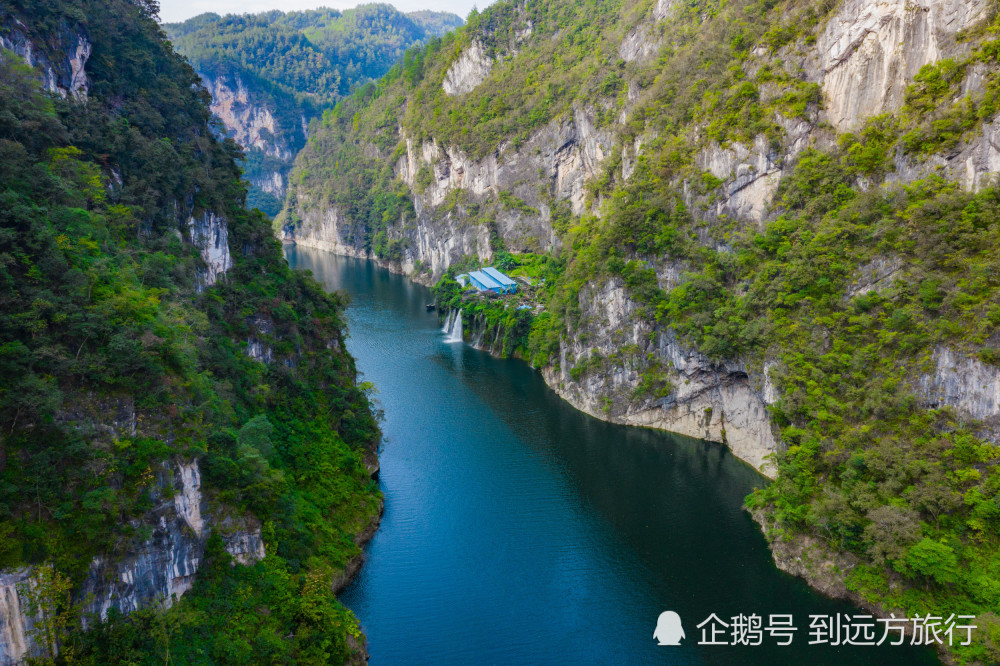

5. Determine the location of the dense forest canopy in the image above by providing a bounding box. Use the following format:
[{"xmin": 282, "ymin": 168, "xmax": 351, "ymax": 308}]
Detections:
[
  {"xmin": 0, "ymin": 0, "xmax": 382, "ymax": 661},
  {"xmin": 165, "ymin": 4, "xmax": 464, "ymax": 106}
]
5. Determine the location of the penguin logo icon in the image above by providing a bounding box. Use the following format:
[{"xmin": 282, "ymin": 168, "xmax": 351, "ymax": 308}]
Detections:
[{"xmin": 653, "ymin": 611, "xmax": 685, "ymax": 646}]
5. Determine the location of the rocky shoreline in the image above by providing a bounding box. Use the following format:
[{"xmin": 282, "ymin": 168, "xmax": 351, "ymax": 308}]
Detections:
[
  {"xmin": 751, "ymin": 508, "xmax": 956, "ymax": 665},
  {"xmin": 335, "ymin": 455, "xmax": 384, "ymax": 666}
]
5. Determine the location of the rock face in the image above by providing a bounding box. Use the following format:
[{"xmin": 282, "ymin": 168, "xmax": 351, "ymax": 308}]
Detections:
[
  {"xmin": 960, "ymin": 118, "xmax": 1000, "ymax": 190},
  {"xmin": 0, "ymin": 460, "xmax": 265, "ymax": 664},
  {"xmin": 291, "ymin": 106, "xmax": 611, "ymax": 281},
  {"xmin": 845, "ymin": 255, "xmax": 905, "ymax": 298},
  {"xmin": 0, "ymin": 22, "xmax": 90, "ymax": 100},
  {"xmin": 246, "ymin": 315, "xmax": 275, "ymax": 364},
  {"xmin": 290, "ymin": 205, "xmax": 378, "ymax": 260},
  {"xmin": 0, "ymin": 572, "xmax": 34, "ymax": 666},
  {"xmin": 251, "ymin": 171, "xmax": 285, "ymax": 198},
  {"xmin": 442, "ymin": 40, "xmax": 493, "ymax": 95},
  {"xmin": 919, "ymin": 346, "xmax": 1000, "ymax": 421},
  {"xmin": 188, "ymin": 211, "xmax": 233, "ymax": 290},
  {"xmin": 203, "ymin": 73, "xmax": 294, "ymax": 163},
  {"xmin": 539, "ymin": 278, "xmax": 779, "ymax": 476},
  {"xmin": 618, "ymin": 0, "xmax": 674, "ymax": 62},
  {"xmin": 697, "ymin": 135, "xmax": 783, "ymax": 224},
  {"xmin": 815, "ymin": 0, "xmax": 985, "ymax": 131},
  {"xmin": 194, "ymin": 70, "xmax": 310, "ymax": 208}
]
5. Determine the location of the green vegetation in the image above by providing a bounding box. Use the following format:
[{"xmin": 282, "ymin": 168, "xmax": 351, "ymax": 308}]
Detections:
[
  {"xmin": 164, "ymin": 5, "xmax": 462, "ymax": 217},
  {"xmin": 165, "ymin": 5, "xmax": 462, "ymax": 105},
  {"xmin": 1, "ymin": 0, "xmax": 381, "ymax": 662},
  {"xmin": 432, "ymin": 253, "xmax": 562, "ymax": 361},
  {"xmin": 286, "ymin": 0, "xmax": 1000, "ymax": 661}
]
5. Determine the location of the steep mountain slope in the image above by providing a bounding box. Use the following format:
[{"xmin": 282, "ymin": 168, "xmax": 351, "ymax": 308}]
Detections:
[
  {"xmin": 282, "ymin": 0, "xmax": 1000, "ymax": 661},
  {"xmin": 164, "ymin": 5, "xmax": 463, "ymax": 216},
  {"xmin": 0, "ymin": 0, "xmax": 380, "ymax": 663}
]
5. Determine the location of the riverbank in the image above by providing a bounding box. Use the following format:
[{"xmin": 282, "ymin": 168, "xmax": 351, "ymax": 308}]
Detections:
[
  {"xmin": 752, "ymin": 508, "xmax": 962, "ymax": 666},
  {"xmin": 434, "ymin": 295, "xmax": 778, "ymax": 479},
  {"xmin": 287, "ymin": 245, "xmax": 941, "ymax": 666},
  {"xmin": 335, "ymin": 454, "xmax": 384, "ymax": 665}
]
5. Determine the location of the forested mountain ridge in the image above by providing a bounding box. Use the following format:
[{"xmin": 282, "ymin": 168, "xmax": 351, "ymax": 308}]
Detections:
[
  {"xmin": 0, "ymin": 0, "xmax": 381, "ymax": 663},
  {"xmin": 282, "ymin": 0, "xmax": 1000, "ymax": 661},
  {"xmin": 164, "ymin": 5, "xmax": 463, "ymax": 217}
]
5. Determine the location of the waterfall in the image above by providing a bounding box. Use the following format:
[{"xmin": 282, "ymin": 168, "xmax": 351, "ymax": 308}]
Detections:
[
  {"xmin": 471, "ymin": 317, "xmax": 486, "ymax": 348},
  {"xmin": 491, "ymin": 325, "xmax": 502, "ymax": 353},
  {"xmin": 443, "ymin": 309, "xmax": 463, "ymax": 343}
]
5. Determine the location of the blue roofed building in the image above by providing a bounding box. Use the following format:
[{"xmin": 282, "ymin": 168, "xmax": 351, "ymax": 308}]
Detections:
[
  {"xmin": 467, "ymin": 270, "xmax": 504, "ymax": 294},
  {"xmin": 482, "ymin": 267, "xmax": 517, "ymax": 294}
]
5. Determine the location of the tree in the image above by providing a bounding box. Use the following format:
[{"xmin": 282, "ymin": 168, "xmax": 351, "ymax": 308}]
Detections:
[
  {"xmin": 129, "ymin": 0, "xmax": 159, "ymax": 19},
  {"xmin": 898, "ymin": 538, "xmax": 961, "ymax": 587},
  {"xmin": 863, "ymin": 505, "xmax": 922, "ymax": 565},
  {"xmin": 18, "ymin": 564, "xmax": 77, "ymax": 660}
]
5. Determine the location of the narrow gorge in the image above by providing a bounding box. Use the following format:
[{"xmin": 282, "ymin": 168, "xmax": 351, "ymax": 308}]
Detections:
[{"xmin": 280, "ymin": 0, "xmax": 1000, "ymax": 661}]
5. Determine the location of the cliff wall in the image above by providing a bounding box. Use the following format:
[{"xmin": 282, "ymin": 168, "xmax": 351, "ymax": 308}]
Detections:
[{"xmin": 283, "ymin": 0, "xmax": 1000, "ymax": 483}]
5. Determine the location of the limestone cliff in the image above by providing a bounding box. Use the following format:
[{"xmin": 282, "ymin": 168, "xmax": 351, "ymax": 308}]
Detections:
[
  {"xmin": 289, "ymin": 105, "xmax": 611, "ymax": 279},
  {"xmin": 282, "ymin": 0, "xmax": 1000, "ymax": 485},
  {"xmin": 0, "ymin": 457, "xmax": 265, "ymax": 665},
  {"xmin": 0, "ymin": 18, "xmax": 90, "ymax": 99},
  {"xmin": 190, "ymin": 68, "xmax": 311, "ymax": 217},
  {"xmin": 187, "ymin": 210, "xmax": 233, "ymax": 291},
  {"xmin": 199, "ymin": 70, "xmax": 308, "ymax": 206},
  {"xmin": 542, "ymin": 278, "xmax": 780, "ymax": 476},
  {"xmin": 814, "ymin": 0, "xmax": 985, "ymax": 131}
]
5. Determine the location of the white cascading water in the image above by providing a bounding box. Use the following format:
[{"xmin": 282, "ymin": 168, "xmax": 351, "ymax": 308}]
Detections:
[
  {"xmin": 471, "ymin": 318, "xmax": 486, "ymax": 348},
  {"xmin": 443, "ymin": 309, "xmax": 463, "ymax": 343}
]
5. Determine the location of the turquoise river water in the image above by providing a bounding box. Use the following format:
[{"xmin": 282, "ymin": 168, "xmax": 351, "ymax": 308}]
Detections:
[{"xmin": 285, "ymin": 246, "xmax": 938, "ymax": 666}]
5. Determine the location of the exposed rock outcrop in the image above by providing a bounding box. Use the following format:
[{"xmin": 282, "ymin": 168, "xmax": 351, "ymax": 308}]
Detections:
[
  {"xmin": 845, "ymin": 255, "xmax": 905, "ymax": 298},
  {"xmin": 618, "ymin": 0, "xmax": 674, "ymax": 62},
  {"xmin": 0, "ymin": 572, "xmax": 34, "ymax": 666},
  {"xmin": 188, "ymin": 211, "xmax": 232, "ymax": 290},
  {"xmin": 652, "ymin": 0, "xmax": 675, "ymax": 21},
  {"xmin": 194, "ymin": 70, "xmax": 310, "ymax": 206},
  {"xmin": 246, "ymin": 315, "xmax": 275, "ymax": 364},
  {"xmin": 289, "ymin": 205, "xmax": 380, "ymax": 261},
  {"xmin": 251, "ymin": 171, "xmax": 285, "ymax": 197},
  {"xmin": 815, "ymin": 0, "xmax": 986, "ymax": 131},
  {"xmin": 919, "ymin": 346, "xmax": 1000, "ymax": 421},
  {"xmin": 202, "ymin": 73, "xmax": 294, "ymax": 162},
  {"xmin": 618, "ymin": 25, "xmax": 659, "ymax": 63},
  {"xmin": 697, "ymin": 135, "xmax": 782, "ymax": 224},
  {"xmin": 291, "ymin": 106, "xmax": 611, "ymax": 281},
  {"xmin": 541, "ymin": 278, "xmax": 779, "ymax": 476},
  {"xmin": 960, "ymin": 118, "xmax": 1000, "ymax": 191},
  {"xmin": 0, "ymin": 460, "xmax": 265, "ymax": 664},
  {"xmin": 442, "ymin": 40, "xmax": 493, "ymax": 95},
  {"xmin": 0, "ymin": 22, "xmax": 90, "ymax": 99}
]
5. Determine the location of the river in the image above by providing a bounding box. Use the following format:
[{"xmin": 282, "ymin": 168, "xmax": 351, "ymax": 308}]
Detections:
[{"xmin": 285, "ymin": 246, "xmax": 938, "ymax": 666}]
